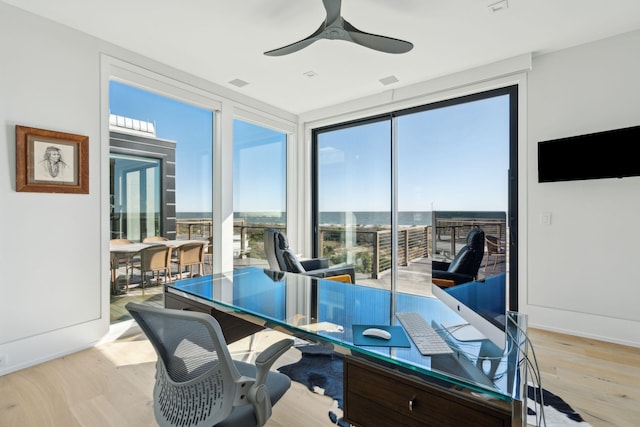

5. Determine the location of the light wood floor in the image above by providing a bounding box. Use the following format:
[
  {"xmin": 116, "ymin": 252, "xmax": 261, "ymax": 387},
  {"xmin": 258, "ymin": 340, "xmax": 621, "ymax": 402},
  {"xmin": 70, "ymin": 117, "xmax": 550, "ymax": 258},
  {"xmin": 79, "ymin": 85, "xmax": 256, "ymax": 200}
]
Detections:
[
  {"xmin": 525, "ymin": 329, "xmax": 640, "ymax": 427},
  {"xmin": 1, "ymin": 321, "xmax": 638, "ymax": 426}
]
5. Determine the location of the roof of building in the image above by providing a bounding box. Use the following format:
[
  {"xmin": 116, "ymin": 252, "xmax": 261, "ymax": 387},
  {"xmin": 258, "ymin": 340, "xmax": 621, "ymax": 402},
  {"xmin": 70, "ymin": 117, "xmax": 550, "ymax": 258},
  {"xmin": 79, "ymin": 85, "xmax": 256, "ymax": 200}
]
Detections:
[{"xmin": 109, "ymin": 113, "xmax": 156, "ymax": 137}]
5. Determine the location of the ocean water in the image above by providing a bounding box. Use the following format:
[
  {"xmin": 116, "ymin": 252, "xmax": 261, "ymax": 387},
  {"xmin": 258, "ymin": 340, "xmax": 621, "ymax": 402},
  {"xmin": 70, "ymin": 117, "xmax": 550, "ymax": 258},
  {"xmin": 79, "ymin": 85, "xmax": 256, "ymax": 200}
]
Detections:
[{"xmin": 178, "ymin": 211, "xmax": 505, "ymax": 227}]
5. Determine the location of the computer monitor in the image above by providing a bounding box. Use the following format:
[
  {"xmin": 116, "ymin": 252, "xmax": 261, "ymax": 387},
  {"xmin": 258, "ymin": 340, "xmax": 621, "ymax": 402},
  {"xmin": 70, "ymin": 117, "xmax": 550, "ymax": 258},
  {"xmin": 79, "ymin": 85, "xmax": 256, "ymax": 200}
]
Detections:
[{"xmin": 431, "ymin": 273, "xmax": 507, "ymax": 351}]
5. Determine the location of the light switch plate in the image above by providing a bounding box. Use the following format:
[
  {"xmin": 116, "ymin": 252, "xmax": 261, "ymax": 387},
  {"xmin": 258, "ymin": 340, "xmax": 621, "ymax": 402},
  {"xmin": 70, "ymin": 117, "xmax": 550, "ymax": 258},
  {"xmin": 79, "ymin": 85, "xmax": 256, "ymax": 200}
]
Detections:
[{"xmin": 540, "ymin": 212, "xmax": 552, "ymax": 225}]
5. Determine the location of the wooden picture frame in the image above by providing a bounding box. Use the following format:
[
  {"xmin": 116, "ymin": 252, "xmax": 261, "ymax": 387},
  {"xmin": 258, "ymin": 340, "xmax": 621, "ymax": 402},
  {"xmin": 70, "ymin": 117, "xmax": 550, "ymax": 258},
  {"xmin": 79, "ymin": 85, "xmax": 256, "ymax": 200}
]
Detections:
[{"xmin": 16, "ymin": 125, "xmax": 89, "ymax": 194}]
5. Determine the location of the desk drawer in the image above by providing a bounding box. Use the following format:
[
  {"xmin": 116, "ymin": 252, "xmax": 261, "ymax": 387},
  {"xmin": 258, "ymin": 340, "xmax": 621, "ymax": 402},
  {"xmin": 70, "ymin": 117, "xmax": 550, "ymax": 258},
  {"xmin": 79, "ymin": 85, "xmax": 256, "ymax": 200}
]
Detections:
[{"xmin": 344, "ymin": 356, "xmax": 511, "ymax": 427}]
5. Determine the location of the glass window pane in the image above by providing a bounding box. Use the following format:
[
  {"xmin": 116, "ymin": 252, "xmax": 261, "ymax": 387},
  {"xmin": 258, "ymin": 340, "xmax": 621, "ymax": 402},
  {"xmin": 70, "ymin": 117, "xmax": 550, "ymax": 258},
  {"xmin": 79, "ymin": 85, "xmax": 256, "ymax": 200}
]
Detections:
[
  {"xmin": 233, "ymin": 119, "xmax": 287, "ymax": 268},
  {"xmin": 397, "ymin": 95, "xmax": 510, "ymax": 295},
  {"xmin": 110, "ymin": 154, "xmax": 161, "ymax": 241},
  {"xmin": 109, "ymin": 81, "xmax": 214, "ymax": 247},
  {"xmin": 316, "ymin": 120, "xmax": 392, "ymax": 287}
]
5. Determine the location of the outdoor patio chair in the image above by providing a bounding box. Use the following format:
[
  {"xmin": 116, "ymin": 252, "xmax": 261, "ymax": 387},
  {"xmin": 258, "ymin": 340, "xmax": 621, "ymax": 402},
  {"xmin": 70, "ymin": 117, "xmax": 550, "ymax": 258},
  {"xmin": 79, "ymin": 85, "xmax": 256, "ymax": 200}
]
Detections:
[
  {"xmin": 131, "ymin": 245, "xmax": 172, "ymax": 288},
  {"xmin": 484, "ymin": 234, "xmax": 506, "ymax": 272},
  {"xmin": 264, "ymin": 228, "xmax": 356, "ymax": 283},
  {"xmin": 174, "ymin": 241, "xmax": 206, "ymax": 278},
  {"xmin": 142, "ymin": 236, "xmax": 169, "ymax": 243},
  {"xmin": 126, "ymin": 302, "xmax": 293, "ymax": 427},
  {"xmin": 432, "ymin": 227, "xmax": 485, "ymax": 286}
]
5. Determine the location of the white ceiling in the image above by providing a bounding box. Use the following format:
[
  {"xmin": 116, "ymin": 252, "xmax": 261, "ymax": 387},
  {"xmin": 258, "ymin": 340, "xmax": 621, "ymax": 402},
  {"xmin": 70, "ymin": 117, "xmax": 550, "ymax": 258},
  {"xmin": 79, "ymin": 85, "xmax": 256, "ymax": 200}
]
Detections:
[{"xmin": 5, "ymin": 0, "xmax": 640, "ymax": 114}]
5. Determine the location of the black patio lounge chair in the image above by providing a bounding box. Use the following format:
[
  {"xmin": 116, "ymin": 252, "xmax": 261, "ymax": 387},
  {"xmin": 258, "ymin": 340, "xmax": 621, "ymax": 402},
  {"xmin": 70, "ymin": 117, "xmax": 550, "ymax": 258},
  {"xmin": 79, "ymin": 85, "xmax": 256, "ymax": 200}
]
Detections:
[{"xmin": 264, "ymin": 228, "xmax": 356, "ymax": 283}]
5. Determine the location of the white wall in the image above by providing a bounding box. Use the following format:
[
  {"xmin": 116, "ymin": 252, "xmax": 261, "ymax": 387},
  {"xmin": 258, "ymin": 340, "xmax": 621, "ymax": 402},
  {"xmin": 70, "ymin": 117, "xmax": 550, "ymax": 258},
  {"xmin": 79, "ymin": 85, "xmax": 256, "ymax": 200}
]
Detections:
[
  {"xmin": 525, "ymin": 30, "xmax": 640, "ymax": 347},
  {"xmin": 0, "ymin": 2, "xmax": 296, "ymax": 375},
  {"xmin": 0, "ymin": 3, "xmax": 106, "ymax": 375}
]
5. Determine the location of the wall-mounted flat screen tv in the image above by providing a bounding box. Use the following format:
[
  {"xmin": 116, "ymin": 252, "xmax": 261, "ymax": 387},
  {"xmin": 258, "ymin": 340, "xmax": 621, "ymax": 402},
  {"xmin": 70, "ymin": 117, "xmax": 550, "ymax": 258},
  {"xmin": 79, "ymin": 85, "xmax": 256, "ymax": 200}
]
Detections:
[{"xmin": 538, "ymin": 125, "xmax": 640, "ymax": 182}]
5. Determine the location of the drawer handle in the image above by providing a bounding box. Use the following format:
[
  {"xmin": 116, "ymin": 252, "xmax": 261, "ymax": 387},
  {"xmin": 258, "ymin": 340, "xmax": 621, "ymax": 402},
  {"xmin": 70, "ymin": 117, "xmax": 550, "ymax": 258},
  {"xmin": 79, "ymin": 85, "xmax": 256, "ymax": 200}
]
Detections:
[{"xmin": 409, "ymin": 395, "xmax": 416, "ymax": 412}]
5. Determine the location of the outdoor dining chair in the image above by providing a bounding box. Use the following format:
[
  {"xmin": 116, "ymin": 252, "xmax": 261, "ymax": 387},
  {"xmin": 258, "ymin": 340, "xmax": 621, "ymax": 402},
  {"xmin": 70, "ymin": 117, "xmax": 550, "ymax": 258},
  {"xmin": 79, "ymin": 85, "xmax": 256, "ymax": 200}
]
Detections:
[
  {"xmin": 131, "ymin": 245, "xmax": 172, "ymax": 288},
  {"xmin": 175, "ymin": 241, "xmax": 206, "ymax": 278}
]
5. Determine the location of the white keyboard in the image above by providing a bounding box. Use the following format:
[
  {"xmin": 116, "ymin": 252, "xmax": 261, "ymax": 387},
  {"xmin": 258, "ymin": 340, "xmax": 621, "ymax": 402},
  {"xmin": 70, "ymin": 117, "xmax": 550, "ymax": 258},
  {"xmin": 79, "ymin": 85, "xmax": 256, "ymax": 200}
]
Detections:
[{"xmin": 396, "ymin": 312, "xmax": 454, "ymax": 356}]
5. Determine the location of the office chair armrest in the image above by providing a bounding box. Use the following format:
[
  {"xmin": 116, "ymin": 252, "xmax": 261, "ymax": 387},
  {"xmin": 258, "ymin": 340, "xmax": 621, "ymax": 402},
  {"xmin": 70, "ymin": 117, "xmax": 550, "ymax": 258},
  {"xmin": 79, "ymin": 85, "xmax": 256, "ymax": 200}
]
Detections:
[
  {"xmin": 255, "ymin": 338, "xmax": 294, "ymax": 386},
  {"xmin": 249, "ymin": 338, "xmax": 294, "ymax": 427},
  {"xmin": 431, "ymin": 260, "xmax": 451, "ymax": 271},
  {"xmin": 300, "ymin": 258, "xmax": 329, "ymax": 270}
]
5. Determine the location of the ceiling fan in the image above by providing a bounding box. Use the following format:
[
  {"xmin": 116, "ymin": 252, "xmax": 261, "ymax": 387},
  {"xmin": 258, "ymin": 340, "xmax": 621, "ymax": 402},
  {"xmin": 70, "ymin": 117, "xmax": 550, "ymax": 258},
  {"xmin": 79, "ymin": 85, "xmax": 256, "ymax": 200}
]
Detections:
[{"xmin": 264, "ymin": 0, "xmax": 413, "ymax": 56}]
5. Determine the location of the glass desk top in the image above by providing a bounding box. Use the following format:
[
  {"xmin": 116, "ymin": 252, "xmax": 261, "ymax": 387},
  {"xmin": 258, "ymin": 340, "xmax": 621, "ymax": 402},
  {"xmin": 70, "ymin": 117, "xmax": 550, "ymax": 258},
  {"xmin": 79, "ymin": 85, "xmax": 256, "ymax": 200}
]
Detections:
[{"xmin": 166, "ymin": 266, "xmax": 525, "ymax": 402}]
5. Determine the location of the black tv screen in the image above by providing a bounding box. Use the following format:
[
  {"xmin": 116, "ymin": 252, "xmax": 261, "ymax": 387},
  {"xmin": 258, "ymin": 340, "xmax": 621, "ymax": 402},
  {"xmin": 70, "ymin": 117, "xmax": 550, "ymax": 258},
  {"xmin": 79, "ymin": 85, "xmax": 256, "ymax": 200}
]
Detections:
[{"xmin": 538, "ymin": 125, "xmax": 640, "ymax": 182}]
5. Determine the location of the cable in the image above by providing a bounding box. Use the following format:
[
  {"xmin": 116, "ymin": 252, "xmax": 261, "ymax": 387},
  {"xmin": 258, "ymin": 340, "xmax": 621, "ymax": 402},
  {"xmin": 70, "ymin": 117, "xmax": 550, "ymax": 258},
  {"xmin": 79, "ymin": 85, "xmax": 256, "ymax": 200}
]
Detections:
[
  {"xmin": 505, "ymin": 315, "xmax": 547, "ymax": 427},
  {"xmin": 436, "ymin": 316, "xmax": 548, "ymax": 426}
]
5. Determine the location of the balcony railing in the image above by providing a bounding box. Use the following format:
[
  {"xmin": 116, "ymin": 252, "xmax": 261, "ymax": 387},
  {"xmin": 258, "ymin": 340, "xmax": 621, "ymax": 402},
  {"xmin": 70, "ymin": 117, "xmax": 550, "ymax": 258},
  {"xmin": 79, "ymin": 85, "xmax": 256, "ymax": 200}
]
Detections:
[{"xmin": 176, "ymin": 216, "xmax": 506, "ymax": 280}]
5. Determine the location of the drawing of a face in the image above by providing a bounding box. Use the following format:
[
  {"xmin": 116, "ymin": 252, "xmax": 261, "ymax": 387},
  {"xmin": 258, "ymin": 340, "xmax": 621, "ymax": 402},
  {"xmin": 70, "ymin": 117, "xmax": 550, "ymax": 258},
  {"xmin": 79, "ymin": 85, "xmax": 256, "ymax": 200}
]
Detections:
[
  {"xmin": 44, "ymin": 146, "xmax": 63, "ymax": 163},
  {"xmin": 49, "ymin": 149, "xmax": 61, "ymax": 162}
]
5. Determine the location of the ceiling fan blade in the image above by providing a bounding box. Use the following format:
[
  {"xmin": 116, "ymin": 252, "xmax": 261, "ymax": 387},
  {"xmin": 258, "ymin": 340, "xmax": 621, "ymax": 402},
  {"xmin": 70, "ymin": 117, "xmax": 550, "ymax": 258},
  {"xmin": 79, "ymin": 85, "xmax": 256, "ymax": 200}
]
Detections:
[
  {"xmin": 322, "ymin": 0, "xmax": 342, "ymax": 25},
  {"xmin": 264, "ymin": 24, "xmax": 325, "ymax": 56},
  {"xmin": 344, "ymin": 20, "xmax": 413, "ymax": 54},
  {"xmin": 265, "ymin": 0, "xmax": 413, "ymax": 56},
  {"xmin": 264, "ymin": 37, "xmax": 320, "ymax": 56}
]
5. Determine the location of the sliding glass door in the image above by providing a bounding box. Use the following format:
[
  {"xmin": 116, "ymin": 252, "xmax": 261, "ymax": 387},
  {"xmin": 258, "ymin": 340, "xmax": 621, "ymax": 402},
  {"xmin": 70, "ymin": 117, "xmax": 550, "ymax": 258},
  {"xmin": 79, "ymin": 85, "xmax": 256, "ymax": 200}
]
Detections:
[{"xmin": 313, "ymin": 87, "xmax": 517, "ymax": 299}]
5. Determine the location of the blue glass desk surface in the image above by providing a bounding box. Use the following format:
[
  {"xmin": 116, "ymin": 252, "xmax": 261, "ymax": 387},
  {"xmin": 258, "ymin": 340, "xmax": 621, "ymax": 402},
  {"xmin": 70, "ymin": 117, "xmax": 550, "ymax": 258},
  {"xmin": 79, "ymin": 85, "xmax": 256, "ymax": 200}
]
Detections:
[{"xmin": 166, "ymin": 266, "xmax": 521, "ymax": 402}]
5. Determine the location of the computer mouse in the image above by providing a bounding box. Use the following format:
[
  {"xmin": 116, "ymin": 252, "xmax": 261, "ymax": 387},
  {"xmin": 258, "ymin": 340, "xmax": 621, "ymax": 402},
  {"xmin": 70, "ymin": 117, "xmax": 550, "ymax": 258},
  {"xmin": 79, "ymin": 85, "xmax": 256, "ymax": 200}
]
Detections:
[{"xmin": 362, "ymin": 328, "xmax": 391, "ymax": 340}]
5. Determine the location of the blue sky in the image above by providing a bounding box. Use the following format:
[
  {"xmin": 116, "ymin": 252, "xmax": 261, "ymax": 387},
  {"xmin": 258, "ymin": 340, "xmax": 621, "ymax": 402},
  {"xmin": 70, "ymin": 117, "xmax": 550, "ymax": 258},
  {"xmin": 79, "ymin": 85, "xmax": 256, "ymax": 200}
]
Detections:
[
  {"xmin": 317, "ymin": 95, "xmax": 509, "ymax": 212},
  {"xmin": 110, "ymin": 81, "xmax": 213, "ymax": 213},
  {"xmin": 110, "ymin": 81, "xmax": 509, "ymax": 215}
]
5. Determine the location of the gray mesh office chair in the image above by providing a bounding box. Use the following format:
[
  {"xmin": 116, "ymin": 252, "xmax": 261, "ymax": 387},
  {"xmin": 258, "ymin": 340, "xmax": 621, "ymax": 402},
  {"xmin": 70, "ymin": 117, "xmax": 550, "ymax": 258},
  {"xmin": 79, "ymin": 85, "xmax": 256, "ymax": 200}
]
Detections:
[{"xmin": 126, "ymin": 302, "xmax": 293, "ymax": 427}]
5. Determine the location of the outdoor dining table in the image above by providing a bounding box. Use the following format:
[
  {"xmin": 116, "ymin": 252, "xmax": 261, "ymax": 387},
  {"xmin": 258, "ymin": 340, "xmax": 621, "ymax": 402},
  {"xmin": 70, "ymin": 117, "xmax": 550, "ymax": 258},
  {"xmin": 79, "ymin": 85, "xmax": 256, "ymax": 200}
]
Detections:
[
  {"xmin": 110, "ymin": 243, "xmax": 151, "ymax": 294},
  {"xmin": 109, "ymin": 239, "xmax": 208, "ymax": 294}
]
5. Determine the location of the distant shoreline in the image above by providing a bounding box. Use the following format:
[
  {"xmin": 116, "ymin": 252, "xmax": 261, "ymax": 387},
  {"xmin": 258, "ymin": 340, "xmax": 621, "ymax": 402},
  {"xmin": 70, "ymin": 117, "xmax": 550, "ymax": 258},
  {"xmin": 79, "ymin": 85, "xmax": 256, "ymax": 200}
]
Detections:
[{"xmin": 177, "ymin": 210, "xmax": 506, "ymax": 227}]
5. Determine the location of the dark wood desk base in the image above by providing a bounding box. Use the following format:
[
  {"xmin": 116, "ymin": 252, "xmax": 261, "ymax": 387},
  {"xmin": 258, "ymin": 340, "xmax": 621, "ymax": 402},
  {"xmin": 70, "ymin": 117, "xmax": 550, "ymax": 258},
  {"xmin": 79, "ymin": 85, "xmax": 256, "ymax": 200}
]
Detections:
[
  {"xmin": 344, "ymin": 356, "xmax": 517, "ymax": 427},
  {"xmin": 165, "ymin": 292, "xmax": 264, "ymax": 343}
]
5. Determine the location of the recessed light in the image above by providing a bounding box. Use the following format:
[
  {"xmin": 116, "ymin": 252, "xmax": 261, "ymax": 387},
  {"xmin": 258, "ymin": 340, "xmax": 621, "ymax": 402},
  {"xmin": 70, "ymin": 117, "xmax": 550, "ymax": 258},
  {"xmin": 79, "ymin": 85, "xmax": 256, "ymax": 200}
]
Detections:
[
  {"xmin": 229, "ymin": 78, "xmax": 249, "ymax": 88},
  {"xmin": 488, "ymin": 0, "xmax": 508, "ymax": 12},
  {"xmin": 379, "ymin": 75, "xmax": 399, "ymax": 86}
]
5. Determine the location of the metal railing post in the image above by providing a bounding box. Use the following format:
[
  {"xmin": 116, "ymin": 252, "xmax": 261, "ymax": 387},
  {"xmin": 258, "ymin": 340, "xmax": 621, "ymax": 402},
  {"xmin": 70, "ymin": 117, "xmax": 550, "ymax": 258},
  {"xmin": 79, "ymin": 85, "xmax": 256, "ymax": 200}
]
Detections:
[{"xmin": 373, "ymin": 231, "xmax": 379, "ymax": 279}]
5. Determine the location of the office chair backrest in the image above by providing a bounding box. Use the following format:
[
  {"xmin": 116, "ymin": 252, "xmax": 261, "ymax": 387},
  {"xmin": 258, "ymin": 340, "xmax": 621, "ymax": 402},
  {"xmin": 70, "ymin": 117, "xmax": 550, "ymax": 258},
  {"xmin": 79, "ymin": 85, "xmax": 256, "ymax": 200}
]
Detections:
[
  {"xmin": 264, "ymin": 228, "xmax": 309, "ymax": 274},
  {"xmin": 127, "ymin": 302, "xmax": 243, "ymax": 427},
  {"xmin": 447, "ymin": 227, "xmax": 485, "ymax": 278},
  {"xmin": 264, "ymin": 228, "xmax": 287, "ymax": 271}
]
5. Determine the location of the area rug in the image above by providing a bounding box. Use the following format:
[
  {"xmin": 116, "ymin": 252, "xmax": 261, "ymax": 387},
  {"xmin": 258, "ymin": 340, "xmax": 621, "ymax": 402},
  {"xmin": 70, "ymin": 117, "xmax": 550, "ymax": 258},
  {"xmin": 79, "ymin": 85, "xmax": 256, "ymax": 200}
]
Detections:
[
  {"xmin": 277, "ymin": 345, "xmax": 348, "ymax": 426},
  {"xmin": 277, "ymin": 345, "xmax": 591, "ymax": 427},
  {"xmin": 527, "ymin": 385, "xmax": 592, "ymax": 426}
]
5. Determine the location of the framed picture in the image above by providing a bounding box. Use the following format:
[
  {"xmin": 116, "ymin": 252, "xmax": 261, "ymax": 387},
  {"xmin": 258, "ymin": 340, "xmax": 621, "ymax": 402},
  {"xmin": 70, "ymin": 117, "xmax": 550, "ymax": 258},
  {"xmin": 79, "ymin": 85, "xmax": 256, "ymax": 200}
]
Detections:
[{"xmin": 16, "ymin": 125, "xmax": 89, "ymax": 194}]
